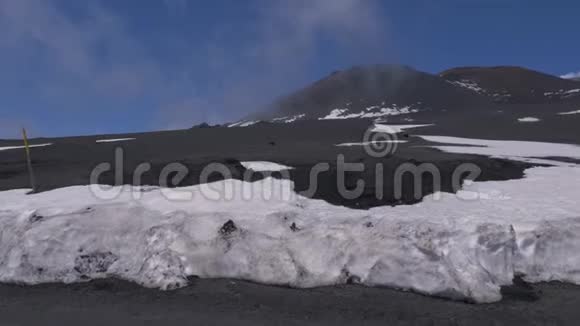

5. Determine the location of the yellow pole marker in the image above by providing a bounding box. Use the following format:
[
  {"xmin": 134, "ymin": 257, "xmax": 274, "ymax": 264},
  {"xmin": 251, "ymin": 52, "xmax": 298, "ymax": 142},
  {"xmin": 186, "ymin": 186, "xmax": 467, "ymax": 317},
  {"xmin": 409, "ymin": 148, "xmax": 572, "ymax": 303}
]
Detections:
[{"xmin": 22, "ymin": 128, "xmax": 36, "ymax": 193}]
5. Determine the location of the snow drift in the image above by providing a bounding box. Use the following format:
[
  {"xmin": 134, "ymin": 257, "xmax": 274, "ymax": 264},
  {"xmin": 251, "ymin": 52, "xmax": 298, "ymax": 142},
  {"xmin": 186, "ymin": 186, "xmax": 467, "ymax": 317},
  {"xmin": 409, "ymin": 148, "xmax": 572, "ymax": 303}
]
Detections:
[{"xmin": 1, "ymin": 164, "xmax": 580, "ymax": 303}]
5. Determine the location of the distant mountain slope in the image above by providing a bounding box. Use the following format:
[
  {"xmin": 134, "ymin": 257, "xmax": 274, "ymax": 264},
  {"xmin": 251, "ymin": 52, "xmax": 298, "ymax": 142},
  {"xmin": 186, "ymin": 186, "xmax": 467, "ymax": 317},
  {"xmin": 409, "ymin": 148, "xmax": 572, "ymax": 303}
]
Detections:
[
  {"xmin": 440, "ymin": 66, "xmax": 580, "ymax": 104},
  {"xmin": 247, "ymin": 64, "xmax": 492, "ymax": 123},
  {"xmin": 230, "ymin": 64, "xmax": 580, "ymax": 127}
]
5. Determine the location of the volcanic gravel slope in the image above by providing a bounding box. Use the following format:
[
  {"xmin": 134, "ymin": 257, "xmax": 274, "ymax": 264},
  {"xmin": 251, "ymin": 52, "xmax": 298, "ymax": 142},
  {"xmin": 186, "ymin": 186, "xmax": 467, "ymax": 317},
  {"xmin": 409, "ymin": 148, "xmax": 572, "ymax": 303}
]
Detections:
[
  {"xmin": 1, "ymin": 278, "xmax": 580, "ymax": 326},
  {"xmin": 2, "ymin": 64, "xmax": 580, "ymax": 324},
  {"xmin": 0, "ymin": 119, "xmax": 536, "ymax": 209}
]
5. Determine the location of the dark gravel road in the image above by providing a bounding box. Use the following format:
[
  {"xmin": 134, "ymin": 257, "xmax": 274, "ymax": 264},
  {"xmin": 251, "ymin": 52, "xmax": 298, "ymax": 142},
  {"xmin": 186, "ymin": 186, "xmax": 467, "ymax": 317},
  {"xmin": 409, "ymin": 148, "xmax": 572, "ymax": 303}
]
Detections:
[{"xmin": 1, "ymin": 278, "xmax": 579, "ymax": 326}]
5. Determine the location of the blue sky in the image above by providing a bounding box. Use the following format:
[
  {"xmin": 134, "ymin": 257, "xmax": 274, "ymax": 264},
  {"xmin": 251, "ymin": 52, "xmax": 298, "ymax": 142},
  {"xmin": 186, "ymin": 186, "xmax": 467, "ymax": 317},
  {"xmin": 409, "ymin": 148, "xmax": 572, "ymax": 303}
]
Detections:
[{"xmin": 0, "ymin": 0, "xmax": 578, "ymax": 138}]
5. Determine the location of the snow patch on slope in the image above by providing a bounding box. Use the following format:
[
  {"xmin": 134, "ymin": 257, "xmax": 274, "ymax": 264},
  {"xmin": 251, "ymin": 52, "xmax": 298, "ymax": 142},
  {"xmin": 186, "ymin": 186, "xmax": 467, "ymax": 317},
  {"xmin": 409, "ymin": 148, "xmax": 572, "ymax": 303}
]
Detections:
[
  {"xmin": 96, "ymin": 138, "xmax": 136, "ymax": 143},
  {"xmin": 0, "ymin": 143, "xmax": 53, "ymax": 151},
  {"xmin": 336, "ymin": 140, "xmax": 408, "ymax": 147},
  {"xmin": 271, "ymin": 114, "xmax": 306, "ymax": 123},
  {"xmin": 447, "ymin": 79, "xmax": 485, "ymax": 93},
  {"xmin": 228, "ymin": 120, "xmax": 261, "ymax": 128},
  {"xmin": 319, "ymin": 105, "xmax": 418, "ymax": 120},
  {"xmin": 446, "ymin": 80, "xmax": 512, "ymax": 102},
  {"xmin": 558, "ymin": 109, "xmax": 580, "ymax": 115},
  {"xmin": 517, "ymin": 117, "xmax": 540, "ymax": 123},
  {"xmin": 419, "ymin": 135, "xmax": 580, "ymax": 164},
  {"xmin": 544, "ymin": 89, "xmax": 580, "ymax": 98},
  {"xmin": 371, "ymin": 124, "xmax": 433, "ymax": 134}
]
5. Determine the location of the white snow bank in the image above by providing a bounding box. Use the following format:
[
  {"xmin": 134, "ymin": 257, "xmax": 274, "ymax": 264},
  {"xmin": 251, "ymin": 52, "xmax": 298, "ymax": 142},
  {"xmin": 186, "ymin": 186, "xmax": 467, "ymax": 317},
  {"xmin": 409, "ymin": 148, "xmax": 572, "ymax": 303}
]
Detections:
[
  {"xmin": 95, "ymin": 138, "xmax": 136, "ymax": 143},
  {"xmin": 0, "ymin": 143, "xmax": 53, "ymax": 151},
  {"xmin": 241, "ymin": 161, "xmax": 294, "ymax": 172},
  {"xmin": 558, "ymin": 109, "xmax": 580, "ymax": 115},
  {"xmin": 517, "ymin": 117, "xmax": 540, "ymax": 123},
  {"xmin": 419, "ymin": 135, "xmax": 580, "ymax": 164},
  {"xmin": 2, "ymin": 163, "xmax": 580, "ymax": 303},
  {"xmin": 371, "ymin": 124, "xmax": 433, "ymax": 134}
]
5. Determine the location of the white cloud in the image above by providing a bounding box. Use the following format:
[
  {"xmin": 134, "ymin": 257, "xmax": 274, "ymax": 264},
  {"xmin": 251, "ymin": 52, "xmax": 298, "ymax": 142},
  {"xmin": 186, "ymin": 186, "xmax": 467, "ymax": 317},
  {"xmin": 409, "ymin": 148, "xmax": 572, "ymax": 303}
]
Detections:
[
  {"xmin": 0, "ymin": 0, "xmax": 391, "ymax": 134},
  {"xmin": 0, "ymin": 0, "xmax": 208, "ymax": 135},
  {"xmin": 0, "ymin": 0, "xmax": 164, "ymax": 99},
  {"xmin": 203, "ymin": 0, "xmax": 390, "ymax": 121},
  {"xmin": 561, "ymin": 72, "xmax": 580, "ymax": 79}
]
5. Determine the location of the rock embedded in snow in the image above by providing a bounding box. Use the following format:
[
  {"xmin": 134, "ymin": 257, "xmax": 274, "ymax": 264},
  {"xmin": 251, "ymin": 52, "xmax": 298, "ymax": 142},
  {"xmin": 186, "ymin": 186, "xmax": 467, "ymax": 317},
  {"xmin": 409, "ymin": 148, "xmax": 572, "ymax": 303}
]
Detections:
[
  {"xmin": 290, "ymin": 222, "xmax": 300, "ymax": 232},
  {"xmin": 29, "ymin": 212, "xmax": 44, "ymax": 223},
  {"xmin": 219, "ymin": 220, "xmax": 238, "ymax": 237},
  {"xmin": 74, "ymin": 252, "xmax": 119, "ymax": 276}
]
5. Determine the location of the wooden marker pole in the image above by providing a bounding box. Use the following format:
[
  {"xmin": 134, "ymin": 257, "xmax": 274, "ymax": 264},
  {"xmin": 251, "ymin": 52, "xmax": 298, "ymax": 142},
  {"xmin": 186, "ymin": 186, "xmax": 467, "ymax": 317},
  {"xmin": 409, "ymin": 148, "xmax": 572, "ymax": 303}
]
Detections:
[{"xmin": 22, "ymin": 128, "xmax": 36, "ymax": 193}]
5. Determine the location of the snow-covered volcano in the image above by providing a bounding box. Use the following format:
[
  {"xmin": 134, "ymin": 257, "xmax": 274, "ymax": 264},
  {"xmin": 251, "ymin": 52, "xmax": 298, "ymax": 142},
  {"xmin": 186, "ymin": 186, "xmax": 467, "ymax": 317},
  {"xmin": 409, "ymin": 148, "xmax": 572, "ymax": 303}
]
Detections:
[
  {"xmin": 233, "ymin": 65, "xmax": 491, "ymax": 126},
  {"xmin": 228, "ymin": 64, "xmax": 580, "ymax": 127},
  {"xmin": 2, "ymin": 63, "xmax": 580, "ymax": 305}
]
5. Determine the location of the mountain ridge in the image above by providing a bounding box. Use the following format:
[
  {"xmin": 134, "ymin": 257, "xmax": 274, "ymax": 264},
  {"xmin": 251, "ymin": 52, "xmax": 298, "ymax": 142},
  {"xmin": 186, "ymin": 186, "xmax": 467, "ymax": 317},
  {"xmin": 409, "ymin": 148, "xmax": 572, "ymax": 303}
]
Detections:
[{"xmin": 234, "ymin": 64, "xmax": 580, "ymax": 126}]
